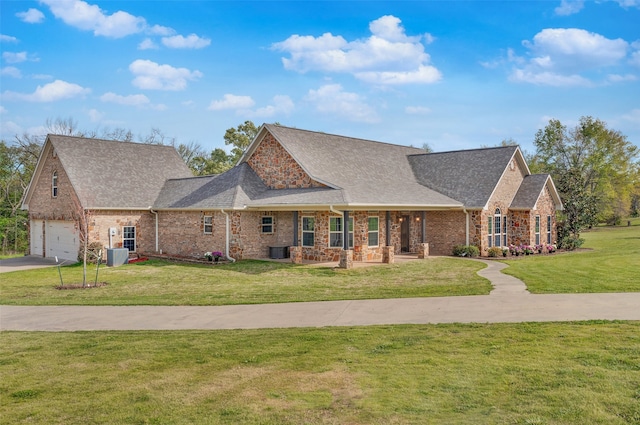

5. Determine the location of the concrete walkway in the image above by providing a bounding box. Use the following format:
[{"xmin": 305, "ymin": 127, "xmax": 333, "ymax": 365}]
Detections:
[{"xmin": 2, "ymin": 259, "xmax": 639, "ymax": 331}]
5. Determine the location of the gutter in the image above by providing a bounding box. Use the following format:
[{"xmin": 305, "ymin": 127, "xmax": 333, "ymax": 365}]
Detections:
[
  {"xmin": 220, "ymin": 209, "xmax": 236, "ymax": 263},
  {"xmin": 329, "ymin": 205, "xmax": 343, "ymax": 217}
]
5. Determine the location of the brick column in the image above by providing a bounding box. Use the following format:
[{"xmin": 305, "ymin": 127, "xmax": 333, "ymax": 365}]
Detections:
[
  {"xmin": 290, "ymin": 246, "xmax": 302, "ymax": 264},
  {"xmin": 339, "ymin": 249, "xmax": 353, "ymax": 269},
  {"xmin": 418, "ymin": 243, "xmax": 429, "ymax": 259},
  {"xmin": 382, "ymin": 246, "xmax": 394, "ymax": 264}
]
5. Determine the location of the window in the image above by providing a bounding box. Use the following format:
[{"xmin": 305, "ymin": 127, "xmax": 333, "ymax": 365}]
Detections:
[
  {"xmin": 302, "ymin": 216, "xmax": 315, "ymax": 247},
  {"xmin": 123, "ymin": 226, "xmax": 136, "ymax": 252},
  {"xmin": 502, "ymin": 214, "xmax": 508, "ymax": 247},
  {"xmin": 368, "ymin": 216, "xmax": 379, "ymax": 247},
  {"xmin": 488, "ymin": 215, "xmax": 493, "ymax": 247},
  {"xmin": 203, "ymin": 216, "xmax": 213, "ymax": 234},
  {"xmin": 494, "ymin": 209, "xmax": 502, "ymax": 248},
  {"xmin": 329, "ymin": 216, "xmax": 353, "ymax": 248},
  {"xmin": 547, "ymin": 215, "xmax": 552, "ymax": 244},
  {"xmin": 52, "ymin": 171, "xmax": 58, "ymax": 198},
  {"xmin": 535, "ymin": 215, "xmax": 541, "ymax": 245},
  {"xmin": 261, "ymin": 216, "xmax": 273, "ymax": 234}
]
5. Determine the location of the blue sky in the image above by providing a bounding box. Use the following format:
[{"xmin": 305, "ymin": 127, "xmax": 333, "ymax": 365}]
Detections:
[{"xmin": 1, "ymin": 0, "xmax": 639, "ymax": 154}]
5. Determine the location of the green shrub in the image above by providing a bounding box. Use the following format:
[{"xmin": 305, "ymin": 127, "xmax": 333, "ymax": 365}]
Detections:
[
  {"xmin": 453, "ymin": 245, "xmax": 480, "ymax": 258},
  {"xmin": 487, "ymin": 247, "xmax": 503, "ymax": 257},
  {"xmin": 558, "ymin": 235, "xmax": 584, "ymax": 251}
]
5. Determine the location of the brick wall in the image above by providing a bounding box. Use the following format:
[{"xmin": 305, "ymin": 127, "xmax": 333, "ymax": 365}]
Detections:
[
  {"xmin": 27, "ymin": 146, "xmax": 79, "ymax": 221},
  {"xmin": 90, "ymin": 211, "xmax": 155, "ymax": 252},
  {"xmin": 425, "ymin": 210, "xmax": 467, "ymax": 255},
  {"xmin": 247, "ymin": 133, "xmax": 326, "ymax": 189}
]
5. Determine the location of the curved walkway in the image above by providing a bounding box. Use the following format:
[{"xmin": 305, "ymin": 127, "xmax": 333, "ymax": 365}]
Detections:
[{"xmin": 2, "ymin": 260, "xmax": 639, "ymax": 331}]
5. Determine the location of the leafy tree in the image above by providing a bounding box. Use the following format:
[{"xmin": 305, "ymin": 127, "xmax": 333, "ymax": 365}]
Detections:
[
  {"xmin": 224, "ymin": 120, "xmax": 259, "ymax": 164},
  {"xmin": 534, "ymin": 116, "xmax": 639, "ymax": 237},
  {"xmin": 191, "ymin": 148, "xmax": 235, "ymax": 175}
]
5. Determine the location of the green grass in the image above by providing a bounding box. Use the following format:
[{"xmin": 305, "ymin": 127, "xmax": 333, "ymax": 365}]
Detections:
[
  {"xmin": 501, "ymin": 217, "xmax": 640, "ymax": 294},
  {"xmin": 2, "ymin": 322, "xmax": 639, "ymax": 424},
  {"xmin": 0, "ymin": 257, "xmax": 491, "ymax": 306}
]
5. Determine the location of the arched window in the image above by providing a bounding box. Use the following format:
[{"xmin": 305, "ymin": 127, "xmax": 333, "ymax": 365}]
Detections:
[{"xmin": 52, "ymin": 171, "xmax": 58, "ymax": 198}]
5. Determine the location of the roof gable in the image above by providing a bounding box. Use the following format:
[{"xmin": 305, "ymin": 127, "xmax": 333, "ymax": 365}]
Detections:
[
  {"xmin": 511, "ymin": 174, "xmax": 563, "ymax": 210},
  {"xmin": 23, "ymin": 135, "xmax": 192, "ymax": 210},
  {"xmin": 408, "ymin": 146, "xmax": 528, "ymax": 208}
]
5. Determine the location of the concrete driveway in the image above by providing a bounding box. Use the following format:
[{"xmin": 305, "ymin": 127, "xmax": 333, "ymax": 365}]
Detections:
[{"xmin": 0, "ymin": 255, "xmax": 66, "ymax": 273}]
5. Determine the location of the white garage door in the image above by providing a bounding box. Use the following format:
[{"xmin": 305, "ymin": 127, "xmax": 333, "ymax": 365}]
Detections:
[
  {"xmin": 30, "ymin": 219, "xmax": 44, "ymax": 257},
  {"xmin": 46, "ymin": 221, "xmax": 79, "ymax": 263}
]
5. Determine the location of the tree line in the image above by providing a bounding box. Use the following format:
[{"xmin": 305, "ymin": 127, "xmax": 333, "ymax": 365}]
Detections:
[{"xmin": 1, "ymin": 116, "xmax": 638, "ymax": 255}]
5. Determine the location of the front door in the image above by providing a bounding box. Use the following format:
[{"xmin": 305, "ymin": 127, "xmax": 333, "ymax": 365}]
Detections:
[{"xmin": 401, "ymin": 215, "xmax": 410, "ymax": 252}]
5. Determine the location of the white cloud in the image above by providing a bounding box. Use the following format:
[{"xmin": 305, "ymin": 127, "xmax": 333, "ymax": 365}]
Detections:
[
  {"xmin": 606, "ymin": 74, "xmax": 637, "ymax": 83},
  {"xmin": 40, "ymin": 0, "xmax": 145, "ymax": 38},
  {"xmin": 622, "ymin": 109, "xmax": 640, "ymax": 123},
  {"xmin": 138, "ymin": 38, "xmax": 158, "ymax": 50},
  {"xmin": 88, "ymin": 108, "xmax": 103, "ymax": 122},
  {"xmin": 249, "ymin": 95, "xmax": 295, "ymax": 118},
  {"xmin": 0, "ymin": 34, "xmax": 19, "ymax": 43},
  {"xmin": 148, "ymin": 25, "xmax": 175, "ymax": 36},
  {"xmin": 129, "ymin": 59, "xmax": 202, "ymax": 91},
  {"xmin": 1, "ymin": 67, "xmax": 22, "ymax": 78},
  {"xmin": 272, "ymin": 15, "xmax": 441, "ymax": 85},
  {"xmin": 2, "ymin": 51, "xmax": 28, "ymax": 64},
  {"xmin": 630, "ymin": 50, "xmax": 640, "ymax": 67},
  {"xmin": 100, "ymin": 92, "xmax": 151, "ymax": 107},
  {"xmin": 614, "ymin": 0, "xmax": 640, "ymax": 8},
  {"xmin": 405, "ymin": 106, "xmax": 432, "ymax": 115},
  {"xmin": 2, "ymin": 79, "xmax": 90, "ymax": 102},
  {"xmin": 304, "ymin": 84, "xmax": 379, "ymax": 123},
  {"xmin": 510, "ymin": 28, "xmax": 630, "ymax": 86},
  {"xmin": 0, "ymin": 106, "xmax": 7, "ymax": 114},
  {"xmin": 162, "ymin": 34, "xmax": 211, "ymax": 49},
  {"xmin": 554, "ymin": 0, "xmax": 584, "ymax": 16},
  {"xmin": 16, "ymin": 8, "xmax": 45, "ymax": 23},
  {"xmin": 208, "ymin": 94, "xmax": 255, "ymax": 111}
]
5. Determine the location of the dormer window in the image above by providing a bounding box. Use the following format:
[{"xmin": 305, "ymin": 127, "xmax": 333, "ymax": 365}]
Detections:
[{"xmin": 52, "ymin": 171, "xmax": 58, "ymax": 198}]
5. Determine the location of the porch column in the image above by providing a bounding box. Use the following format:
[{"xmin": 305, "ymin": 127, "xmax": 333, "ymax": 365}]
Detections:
[
  {"xmin": 292, "ymin": 211, "xmax": 298, "ymax": 246},
  {"xmin": 421, "ymin": 211, "xmax": 426, "ymax": 243},
  {"xmin": 342, "ymin": 210, "xmax": 350, "ymax": 250},
  {"xmin": 385, "ymin": 211, "xmax": 391, "ymax": 246}
]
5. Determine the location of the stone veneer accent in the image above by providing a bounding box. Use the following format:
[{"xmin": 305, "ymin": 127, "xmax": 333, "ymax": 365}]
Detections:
[
  {"xmin": 28, "ymin": 147, "xmax": 79, "ymax": 221},
  {"xmin": 247, "ymin": 133, "xmax": 326, "ymax": 189},
  {"xmin": 339, "ymin": 249, "xmax": 353, "ymax": 268}
]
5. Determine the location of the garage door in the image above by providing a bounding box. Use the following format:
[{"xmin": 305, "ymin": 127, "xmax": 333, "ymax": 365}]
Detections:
[
  {"xmin": 30, "ymin": 220, "xmax": 44, "ymax": 257},
  {"xmin": 46, "ymin": 221, "xmax": 79, "ymax": 263}
]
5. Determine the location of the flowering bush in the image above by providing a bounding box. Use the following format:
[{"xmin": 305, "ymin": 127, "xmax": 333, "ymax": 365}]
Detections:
[
  {"xmin": 204, "ymin": 251, "xmax": 224, "ymax": 261},
  {"xmin": 509, "ymin": 244, "xmax": 523, "ymax": 256},
  {"xmin": 212, "ymin": 251, "xmax": 223, "ymax": 259},
  {"xmin": 546, "ymin": 244, "xmax": 557, "ymax": 253}
]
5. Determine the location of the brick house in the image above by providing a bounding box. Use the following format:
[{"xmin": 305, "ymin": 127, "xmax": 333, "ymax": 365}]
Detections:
[{"xmin": 22, "ymin": 124, "xmax": 562, "ymax": 264}]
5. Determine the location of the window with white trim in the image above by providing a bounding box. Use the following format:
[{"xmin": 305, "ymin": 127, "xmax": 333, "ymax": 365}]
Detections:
[
  {"xmin": 368, "ymin": 216, "xmax": 379, "ymax": 247},
  {"xmin": 494, "ymin": 209, "xmax": 502, "ymax": 248},
  {"xmin": 52, "ymin": 171, "xmax": 58, "ymax": 198},
  {"xmin": 123, "ymin": 226, "xmax": 136, "ymax": 252},
  {"xmin": 302, "ymin": 216, "xmax": 315, "ymax": 247},
  {"xmin": 535, "ymin": 215, "xmax": 541, "ymax": 245},
  {"xmin": 502, "ymin": 214, "xmax": 508, "ymax": 247},
  {"xmin": 329, "ymin": 216, "xmax": 353, "ymax": 248},
  {"xmin": 488, "ymin": 214, "xmax": 493, "ymax": 247},
  {"xmin": 203, "ymin": 216, "xmax": 213, "ymax": 234},
  {"xmin": 547, "ymin": 215, "xmax": 552, "ymax": 244},
  {"xmin": 261, "ymin": 216, "xmax": 273, "ymax": 234}
]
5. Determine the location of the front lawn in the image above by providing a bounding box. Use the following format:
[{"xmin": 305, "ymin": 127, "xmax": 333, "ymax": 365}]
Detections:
[
  {"xmin": 2, "ymin": 322, "xmax": 639, "ymax": 424},
  {"xmin": 501, "ymin": 218, "xmax": 640, "ymax": 294},
  {"xmin": 0, "ymin": 257, "xmax": 490, "ymax": 306}
]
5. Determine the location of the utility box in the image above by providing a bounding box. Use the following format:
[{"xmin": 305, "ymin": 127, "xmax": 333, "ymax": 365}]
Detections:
[{"xmin": 107, "ymin": 248, "xmax": 129, "ymax": 267}]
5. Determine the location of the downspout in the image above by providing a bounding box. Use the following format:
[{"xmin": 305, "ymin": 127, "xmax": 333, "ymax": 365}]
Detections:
[
  {"xmin": 220, "ymin": 209, "xmax": 236, "ymax": 262},
  {"xmin": 329, "ymin": 205, "xmax": 343, "ymax": 217},
  {"xmin": 463, "ymin": 208, "xmax": 470, "ymax": 246},
  {"xmin": 150, "ymin": 208, "xmax": 159, "ymax": 253}
]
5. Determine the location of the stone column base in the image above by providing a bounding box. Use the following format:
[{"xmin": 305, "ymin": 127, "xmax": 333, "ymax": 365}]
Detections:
[
  {"xmin": 418, "ymin": 243, "xmax": 429, "ymax": 259},
  {"xmin": 290, "ymin": 246, "xmax": 302, "ymax": 264},
  {"xmin": 339, "ymin": 249, "xmax": 354, "ymax": 269},
  {"xmin": 382, "ymin": 246, "xmax": 395, "ymax": 264}
]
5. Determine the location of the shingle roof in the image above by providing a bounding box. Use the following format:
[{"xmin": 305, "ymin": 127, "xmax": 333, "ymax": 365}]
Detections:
[
  {"xmin": 408, "ymin": 146, "xmax": 521, "ymax": 209},
  {"xmin": 510, "ymin": 174, "xmax": 552, "ymax": 210},
  {"xmin": 252, "ymin": 124, "xmax": 463, "ymax": 207},
  {"xmin": 47, "ymin": 135, "xmax": 192, "ymax": 209}
]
